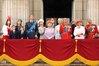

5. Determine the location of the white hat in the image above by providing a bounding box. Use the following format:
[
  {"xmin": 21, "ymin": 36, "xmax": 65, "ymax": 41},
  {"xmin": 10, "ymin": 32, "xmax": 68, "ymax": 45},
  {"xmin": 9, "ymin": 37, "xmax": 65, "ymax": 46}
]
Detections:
[{"xmin": 38, "ymin": 19, "xmax": 44, "ymax": 24}]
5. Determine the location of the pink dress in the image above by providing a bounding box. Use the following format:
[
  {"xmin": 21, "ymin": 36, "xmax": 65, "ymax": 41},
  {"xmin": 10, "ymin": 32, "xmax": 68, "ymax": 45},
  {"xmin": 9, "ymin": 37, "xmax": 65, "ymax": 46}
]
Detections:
[{"xmin": 44, "ymin": 28, "xmax": 55, "ymax": 39}]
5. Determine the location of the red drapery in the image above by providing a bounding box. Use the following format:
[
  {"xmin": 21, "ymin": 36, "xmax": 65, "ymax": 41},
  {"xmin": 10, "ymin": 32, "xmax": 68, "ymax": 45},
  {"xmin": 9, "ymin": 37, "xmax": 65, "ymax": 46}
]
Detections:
[
  {"xmin": 0, "ymin": 39, "xmax": 99, "ymax": 65},
  {"xmin": 0, "ymin": 39, "xmax": 3, "ymax": 56},
  {"xmin": 41, "ymin": 39, "xmax": 76, "ymax": 61},
  {"xmin": 77, "ymin": 39, "xmax": 99, "ymax": 60},
  {"xmin": 5, "ymin": 39, "xmax": 40, "ymax": 60}
]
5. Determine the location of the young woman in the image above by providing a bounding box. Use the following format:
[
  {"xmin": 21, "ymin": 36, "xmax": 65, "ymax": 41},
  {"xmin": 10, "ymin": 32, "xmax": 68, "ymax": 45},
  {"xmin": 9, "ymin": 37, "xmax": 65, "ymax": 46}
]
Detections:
[
  {"xmin": 2, "ymin": 16, "xmax": 11, "ymax": 40},
  {"xmin": 44, "ymin": 19, "xmax": 55, "ymax": 39},
  {"xmin": 74, "ymin": 19, "xmax": 85, "ymax": 39},
  {"xmin": 60, "ymin": 18, "xmax": 72, "ymax": 39},
  {"xmin": 16, "ymin": 19, "xmax": 22, "ymax": 32},
  {"xmin": 19, "ymin": 26, "xmax": 27, "ymax": 39},
  {"xmin": 38, "ymin": 19, "xmax": 45, "ymax": 39}
]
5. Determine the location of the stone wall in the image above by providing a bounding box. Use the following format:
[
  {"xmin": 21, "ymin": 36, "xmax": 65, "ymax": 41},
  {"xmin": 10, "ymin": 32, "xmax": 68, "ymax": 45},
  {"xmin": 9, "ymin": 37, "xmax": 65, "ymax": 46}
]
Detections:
[{"xmin": 0, "ymin": 0, "xmax": 99, "ymax": 29}]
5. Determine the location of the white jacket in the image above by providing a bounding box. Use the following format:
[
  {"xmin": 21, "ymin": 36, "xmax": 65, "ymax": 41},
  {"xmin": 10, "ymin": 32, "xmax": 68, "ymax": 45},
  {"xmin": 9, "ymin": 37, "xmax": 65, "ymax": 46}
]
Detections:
[
  {"xmin": 55, "ymin": 25, "xmax": 61, "ymax": 39},
  {"xmin": 2, "ymin": 25, "xmax": 8, "ymax": 35},
  {"xmin": 74, "ymin": 26, "xmax": 85, "ymax": 39}
]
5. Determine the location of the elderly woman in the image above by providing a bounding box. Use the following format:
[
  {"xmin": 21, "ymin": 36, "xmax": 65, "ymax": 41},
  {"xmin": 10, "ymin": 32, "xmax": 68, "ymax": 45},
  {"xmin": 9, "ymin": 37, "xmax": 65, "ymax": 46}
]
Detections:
[
  {"xmin": 73, "ymin": 19, "xmax": 85, "ymax": 39},
  {"xmin": 44, "ymin": 18, "xmax": 55, "ymax": 39},
  {"xmin": 55, "ymin": 18, "xmax": 63, "ymax": 39},
  {"xmin": 38, "ymin": 19, "xmax": 45, "ymax": 39},
  {"xmin": 60, "ymin": 18, "xmax": 72, "ymax": 39}
]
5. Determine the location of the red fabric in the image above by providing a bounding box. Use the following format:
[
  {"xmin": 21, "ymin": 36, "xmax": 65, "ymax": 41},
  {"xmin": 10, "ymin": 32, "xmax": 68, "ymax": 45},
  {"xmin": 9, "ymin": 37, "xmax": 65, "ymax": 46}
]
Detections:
[
  {"xmin": 7, "ymin": 27, "xmax": 11, "ymax": 35},
  {"xmin": 2, "ymin": 27, "xmax": 11, "ymax": 40},
  {"xmin": 41, "ymin": 39, "xmax": 76, "ymax": 61},
  {"xmin": 5, "ymin": 39, "xmax": 40, "ymax": 60},
  {"xmin": 61, "ymin": 33, "xmax": 71, "ymax": 39},
  {"xmin": 60, "ymin": 25, "xmax": 72, "ymax": 39},
  {"xmin": 1, "ymin": 39, "xmax": 99, "ymax": 61},
  {"xmin": 2, "ymin": 35, "xmax": 9, "ymax": 40},
  {"xmin": 0, "ymin": 39, "xmax": 3, "ymax": 56},
  {"xmin": 77, "ymin": 39, "xmax": 99, "ymax": 60},
  {"xmin": 85, "ymin": 25, "xmax": 98, "ymax": 39}
]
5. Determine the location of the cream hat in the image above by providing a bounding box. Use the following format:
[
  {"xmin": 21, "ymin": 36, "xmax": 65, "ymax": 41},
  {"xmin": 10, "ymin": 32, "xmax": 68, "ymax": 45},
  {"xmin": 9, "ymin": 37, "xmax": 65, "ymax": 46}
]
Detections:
[{"xmin": 38, "ymin": 19, "xmax": 44, "ymax": 24}]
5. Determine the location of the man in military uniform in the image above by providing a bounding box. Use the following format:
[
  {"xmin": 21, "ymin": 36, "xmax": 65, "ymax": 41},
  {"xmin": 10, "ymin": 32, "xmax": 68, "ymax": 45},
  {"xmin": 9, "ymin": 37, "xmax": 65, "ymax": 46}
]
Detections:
[
  {"xmin": 25, "ymin": 15, "xmax": 38, "ymax": 39},
  {"xmin": 85, "ymin": 19, "xmax": 98, "ymax": 39}
]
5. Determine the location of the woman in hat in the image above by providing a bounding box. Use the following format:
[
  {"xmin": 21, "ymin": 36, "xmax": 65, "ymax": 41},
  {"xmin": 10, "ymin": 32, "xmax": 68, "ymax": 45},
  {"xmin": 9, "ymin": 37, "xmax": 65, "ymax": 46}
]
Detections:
[
  {"xmin": 73, "ymin": 19, "xmax": 85, "ymax": 39},
  {"xmin": 60, "ymin": 18, "xmax": 72, "ymax": 39},
  {"xmin": 38, "ymin": 19, "xmax": 45, "ymax": 39},
  {"xmin": 44, "ymin": 18, "xmax": 55, "ymax": 39},
  {"xmin": 2, "ymin": 16, "xmax": 11, "ymax": 40}
]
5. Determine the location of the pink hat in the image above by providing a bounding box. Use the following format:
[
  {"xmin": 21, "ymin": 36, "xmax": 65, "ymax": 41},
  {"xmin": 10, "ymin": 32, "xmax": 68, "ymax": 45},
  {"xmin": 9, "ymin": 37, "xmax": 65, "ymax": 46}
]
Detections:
[
  {"xmin": 75, "ymin": 18, "xmax": 83, "ymax": 24},
  {"xmin": 7, "ymin": 16, "xmax": 11, "ymax": 21},
  {"xmin": 38, "ymin": 19, "xmax": 44, "ymax": 24}
]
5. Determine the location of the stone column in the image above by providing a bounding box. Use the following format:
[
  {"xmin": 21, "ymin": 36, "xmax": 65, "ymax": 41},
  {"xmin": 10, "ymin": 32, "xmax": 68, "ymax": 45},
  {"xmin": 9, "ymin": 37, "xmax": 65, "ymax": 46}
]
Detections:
[
  {"xmin": 33, "ymin": 0, "xmax": 43, "ymax": 20},
  {"xmin": 87, "ymin": 0, "xmax": 99, "ymax": 25},
  {"xmin": 1, "ymin": 0, "xmax": 30, "ymax": 26},
  {"xmin": 0, "ymin": 0, "xmax": 2, "ymax": 30},
  {"xmin": 72, "ymin": 0, "xmax": 83, "ymax": 20},
  {"xmin": 29, "ymin": 0, "xmax": 34, "ymax": 15}
]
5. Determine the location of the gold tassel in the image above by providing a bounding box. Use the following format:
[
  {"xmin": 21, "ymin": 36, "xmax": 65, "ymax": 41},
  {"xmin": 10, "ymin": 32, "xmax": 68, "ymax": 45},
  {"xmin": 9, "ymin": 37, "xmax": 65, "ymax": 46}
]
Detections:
[
  {"xmin": 39, "ymin": 40, "xmax": 42, "ymax": 52},
  {"xmin": 75, "ymin": 40, "xmax": 78, "ymax": 52},
  {"xmin": 3, "ymin": 39, "xmax": 6, "ymax": 52}
]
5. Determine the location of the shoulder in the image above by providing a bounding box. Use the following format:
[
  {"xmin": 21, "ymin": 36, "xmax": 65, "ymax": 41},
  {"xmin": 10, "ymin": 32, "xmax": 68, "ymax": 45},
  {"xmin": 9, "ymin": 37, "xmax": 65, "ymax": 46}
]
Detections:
[
  {"xmin": 81, "ymin": 26, "xmax": 85, "ymax": 29},
  {"xmin": 55, "ymin": 25, "xmax": 59, "ymax": 28},
  {"xmin": 81, "ymin": 26, "xmax": 85, "ymax": 28},
  {"xmin": 75, "ymin": 27, "xmax": 77, "ymax": 29},
  {"xmin": 3, "ymin": 25, "xmax": 7, "ymax": 28},
  {"xmin": 3, "ymin": 25, "xmax": 6, "ymax": 27},
  {"xmin": 92, "ymin": 24, "xmax": 96, "ymax": 26},
  {"xmin": 52, "ymin": 28, "xmax": 55, "ymax": 30},
  {"xmin": 26, "ymin": 21, "xmax": 30, "ymax": 24}
]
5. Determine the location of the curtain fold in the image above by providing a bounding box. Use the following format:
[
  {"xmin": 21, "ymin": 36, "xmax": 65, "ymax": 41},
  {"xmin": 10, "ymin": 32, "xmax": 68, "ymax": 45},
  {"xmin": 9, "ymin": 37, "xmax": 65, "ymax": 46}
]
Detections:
[
  {"xmin": 0, "ymin": 39, "xmax": 3, "ymax": 62},
  {"xmin": 0, "ymin": 39, "xmax": 99, "ymax": 65}
]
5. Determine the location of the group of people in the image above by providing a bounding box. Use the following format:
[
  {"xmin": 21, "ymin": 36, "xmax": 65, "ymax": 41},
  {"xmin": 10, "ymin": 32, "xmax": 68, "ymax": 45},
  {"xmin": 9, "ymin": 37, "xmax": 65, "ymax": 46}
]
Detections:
[{"xmin": 1, "ymin": 15, "xmax": 99, "ymax": 40}]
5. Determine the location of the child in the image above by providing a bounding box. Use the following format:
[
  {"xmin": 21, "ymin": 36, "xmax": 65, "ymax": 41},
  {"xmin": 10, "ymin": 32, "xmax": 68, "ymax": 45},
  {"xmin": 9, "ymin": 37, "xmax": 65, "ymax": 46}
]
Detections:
[
  {"xmin": 9, "ymin": 25, "xmax": 20, "ymax": 39},
  {"xmin": 19, "ymin": 26, "xmax": 27, "ymax": 39}
]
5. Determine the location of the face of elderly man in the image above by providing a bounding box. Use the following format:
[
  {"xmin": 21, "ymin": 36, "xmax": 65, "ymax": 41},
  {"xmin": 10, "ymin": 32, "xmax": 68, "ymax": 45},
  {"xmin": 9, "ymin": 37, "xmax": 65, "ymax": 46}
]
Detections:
[
  {"xmin": 87, "ymin": 19, "xmax": 92, "ymax": 24},
  {"xmin": 63, "ymin": 18, "xmax": 69, "ymax": 25}
]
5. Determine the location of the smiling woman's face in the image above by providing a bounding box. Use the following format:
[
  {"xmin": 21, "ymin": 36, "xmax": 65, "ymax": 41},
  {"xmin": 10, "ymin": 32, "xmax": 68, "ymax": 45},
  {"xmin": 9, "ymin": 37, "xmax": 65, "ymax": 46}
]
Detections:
[
  {"xmin": 39, "ymin": 21, "xmax": 43, "ymax": 26},
  {"xmin": 77, "ymin": 22, "xmax": 82, "ymax": 26},
  {"xmin": 47, "ymin": 22, "xmax": 52, "ymax": 27},
  {"xmin": 7, "ymin": 21, "xmax": 11, "ymax": 25},
  {"xmin": 17, "ymin": 21, "xmax": 21, "ymax": 25}
]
